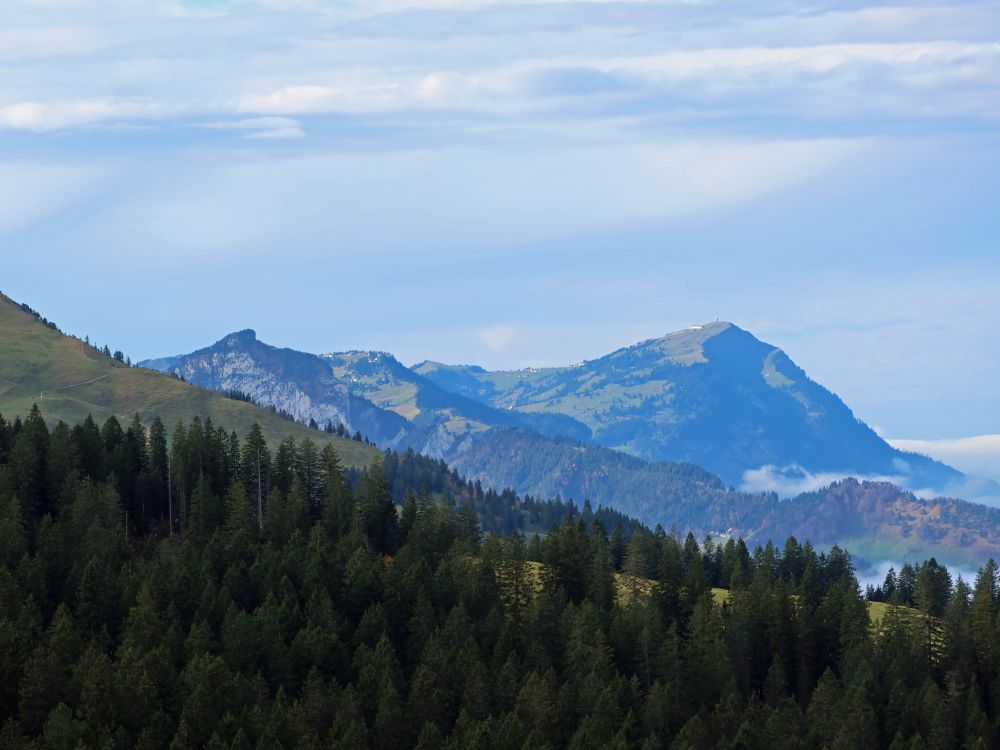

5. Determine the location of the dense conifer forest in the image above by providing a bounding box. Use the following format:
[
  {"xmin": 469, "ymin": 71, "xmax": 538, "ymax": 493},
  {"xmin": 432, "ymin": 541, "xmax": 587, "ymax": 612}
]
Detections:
[{"xmin": 2, "ymin": 406, "xmax": 1000, "ymax": 748}]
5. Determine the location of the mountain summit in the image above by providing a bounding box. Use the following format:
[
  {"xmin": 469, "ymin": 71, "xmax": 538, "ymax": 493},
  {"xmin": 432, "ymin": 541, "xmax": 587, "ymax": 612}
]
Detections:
[
  {"xmin": 415, "ymin": 322, "xmax": 964, "ymax": 495},
  {"xmin": 143, "ymin": 330, "xmax": 413, "ymax": 448}
]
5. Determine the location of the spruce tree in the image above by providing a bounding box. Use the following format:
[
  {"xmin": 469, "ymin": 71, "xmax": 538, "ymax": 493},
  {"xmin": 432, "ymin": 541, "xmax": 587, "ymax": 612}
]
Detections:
[{"xmin": 239, "ymin": 423, "xmax": 269, "ymax": 531}]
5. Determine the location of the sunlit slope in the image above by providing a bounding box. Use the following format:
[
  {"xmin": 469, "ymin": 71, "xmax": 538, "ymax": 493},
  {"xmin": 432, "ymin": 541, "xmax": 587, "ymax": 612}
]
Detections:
[{"xmin": 0, "ymin": 294, "xmax": 378, "ymax": 466}]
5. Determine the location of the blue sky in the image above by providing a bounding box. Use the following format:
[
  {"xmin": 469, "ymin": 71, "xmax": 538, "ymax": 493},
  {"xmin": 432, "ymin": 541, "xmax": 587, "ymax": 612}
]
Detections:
[{"xmin": 2, "ymin": 0, "xmax": 999, "ymax": 460}]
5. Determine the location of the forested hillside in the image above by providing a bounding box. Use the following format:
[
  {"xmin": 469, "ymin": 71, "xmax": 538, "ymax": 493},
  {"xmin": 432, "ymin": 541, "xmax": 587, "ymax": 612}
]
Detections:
[
  {"xmin": 443, "ymin": 428, "xmax": 770, "ymax": 533},
  {"xmin": 755, "ymin": 479, "xmax": 1000, "ymax": 568},
  {"xmin": 449, "ymin": 430, "xmax": 1000, "ymax": 567},
  {"xmin": 2, "ymin": 409, "xmax": 1000, "ymax": 748}
]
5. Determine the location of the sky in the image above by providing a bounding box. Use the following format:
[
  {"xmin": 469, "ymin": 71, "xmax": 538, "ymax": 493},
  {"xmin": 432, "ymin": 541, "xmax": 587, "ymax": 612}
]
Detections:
[{"xmin": 2, "ymin": 0, "xmax": 999, "ymax": 471}]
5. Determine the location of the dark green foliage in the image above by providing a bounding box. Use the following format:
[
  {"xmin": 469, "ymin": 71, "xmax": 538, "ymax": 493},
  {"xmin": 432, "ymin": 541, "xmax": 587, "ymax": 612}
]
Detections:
[
  {"xmin": 0, "ymin": 409, "xmax": 998, "ymax": 748},
  {"xmin": 373, "ymin": 446, "xmax": 646, "ymax": 540}
]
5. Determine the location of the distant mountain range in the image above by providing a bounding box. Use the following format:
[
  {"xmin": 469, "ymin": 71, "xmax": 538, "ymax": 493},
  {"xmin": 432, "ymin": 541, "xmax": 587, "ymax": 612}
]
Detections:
[
  {"xmin": 143, "ymin": 322, "xmax": 971, "ymax": 498},
  {"xmin": 3, "ymin": 290, "xmax": 999, "ymax": 565},
  {"xmin": 131, "ymin": 323, "xmax": 1000, "ymax": 563},
  {"xmin": 132, "ymin": 321, "xmax": 1000, "ymax": 564}
]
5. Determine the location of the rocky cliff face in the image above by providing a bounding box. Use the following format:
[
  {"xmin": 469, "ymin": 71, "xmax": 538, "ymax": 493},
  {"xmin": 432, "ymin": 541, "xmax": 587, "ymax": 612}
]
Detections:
[{"xmin": 146, "ymin": 330, "xmax": 412, "ymax": 447}]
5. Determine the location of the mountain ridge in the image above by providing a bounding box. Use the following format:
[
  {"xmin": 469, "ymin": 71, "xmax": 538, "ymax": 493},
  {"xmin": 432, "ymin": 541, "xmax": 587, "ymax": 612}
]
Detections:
[
  {"xmin": 144, "ymin": 330, "xmax": 595, "ymax": 459},
  {"xmin": 140, "ymin": 321, "xmax": 976, "ymax": 502},
  {"xmin": 414, "ymin": 321, "xmax": 967, "ymax": 496}
]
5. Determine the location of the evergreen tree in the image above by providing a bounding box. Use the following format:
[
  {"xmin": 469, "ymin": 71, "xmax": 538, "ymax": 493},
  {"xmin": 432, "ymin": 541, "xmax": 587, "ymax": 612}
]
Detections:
[
  {"xmin": 147, "ymin": 416, "xmax": 169, "ymax": 523},
  {"xmin": 272, "ymin": 437, "xmax": 297, "ymax": 497},
  {"xmin": 10, "ymin": 404, "xmax": 49, "ymax": 520},
  {"xmin": 239, "ymin": 423, "xmax": 270, "ymax": 531},
  {"xmin": 496, "ymin": 533, "xmax": 532, "ymax": 620},
  {"xmin": 296, "ymin": 437, "xmax": 322, "ymax": 515},
  {"xmin": 623, "ymin": 534, "xmax": 647, "ymax": 605},
  {"xmin": 357, "ymin": 460, "xmax": 397, "ymax": 554}
]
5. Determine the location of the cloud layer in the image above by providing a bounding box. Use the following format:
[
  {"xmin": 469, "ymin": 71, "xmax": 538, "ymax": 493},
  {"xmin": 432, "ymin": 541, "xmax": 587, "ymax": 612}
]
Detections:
[
  {"xmin": 2, "ymin": 1, "xmax": 998, "ymax": 136},
  {"xmin": 890, "ymin": 436, "xmax": 1000, "ymax": 485},
  {"xmin": 740, "ymin": 465, "xmax": 906, "ymax": 499}
]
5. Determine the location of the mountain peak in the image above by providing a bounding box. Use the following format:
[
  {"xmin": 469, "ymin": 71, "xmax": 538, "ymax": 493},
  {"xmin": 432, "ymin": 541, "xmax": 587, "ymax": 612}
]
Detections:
[
  {"xmin": 649, "ymin": 320, "xmax": 734, "ymax": 344},
  {"xmin": 221, "ymin": 329, "xmax": 257, "ymax": 346},
  {"xmin": 617, "ymin": 320, "xmax": 736, "ymax": 366}
]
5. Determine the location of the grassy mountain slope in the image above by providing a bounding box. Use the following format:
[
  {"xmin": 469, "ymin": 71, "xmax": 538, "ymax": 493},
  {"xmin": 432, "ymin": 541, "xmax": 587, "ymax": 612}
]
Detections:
[
  {"xmin": 321, "ymin": 350, "xmax": 590, "ymax": 440},
  {"xmin": 0, "ymin": 294, "xmax": 378, "ymax": 467},
  {"xmin": 415, "ymin": 322, "xmax": 964, "ymax": 494}
]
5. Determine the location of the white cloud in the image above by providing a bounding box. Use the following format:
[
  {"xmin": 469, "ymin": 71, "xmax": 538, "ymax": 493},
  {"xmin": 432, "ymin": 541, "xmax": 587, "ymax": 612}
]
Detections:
[
  {"xmin": 236, "ymin": 86, "xmax": 341, "ymax": 115},
  {"xmin": 233, "ymin": 73, "xmax": 506, "ymax": 117},
  {"xmin": 201, "ymin": 116, "xmax": 305, "ymax": 139},
  {"xmin": 0, "ymin": 100, "xmax": 166, "ymax": 131},
  {"xmin": 856, "ymin": 559, "xmax": 980, "ymax": 588},
  {"xmin": 221, "ymin": 41, "xmax": 1000, "ymax": 121},
  {"xmin": 740, "ymin": 464, "xmax": 905, "ymax": 498},
  {"xmin": 0, "ymin": 3, "xmax": 996, "ymax": 133},
  {"xmin": 890, "ymin": 435, "xmax": 1000, "ymax": 485},
  {"xmin": 543, "ymin": 42, "xmax": 1000, "ymax": 80}
]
